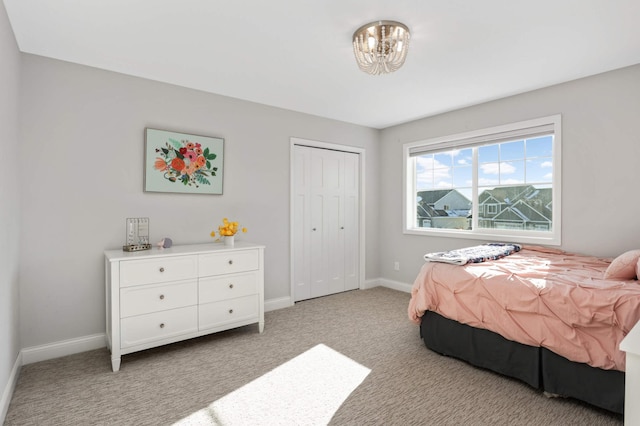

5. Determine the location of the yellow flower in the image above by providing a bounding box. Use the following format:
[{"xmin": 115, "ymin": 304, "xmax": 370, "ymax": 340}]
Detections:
[{"xmin": 211, "ymin": 218, "xmax": 248, "ymax": 241}]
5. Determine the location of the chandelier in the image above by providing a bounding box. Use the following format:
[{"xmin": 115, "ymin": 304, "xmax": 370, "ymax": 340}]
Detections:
[{"xmin": 352, "ymin": 20, "xmax": 410, "ymax": 75}]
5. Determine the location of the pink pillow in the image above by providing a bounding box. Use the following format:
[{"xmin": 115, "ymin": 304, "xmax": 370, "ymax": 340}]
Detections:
[{"xmin": 604, "ymin": 249, "xmax": 640, "ymax": 279}]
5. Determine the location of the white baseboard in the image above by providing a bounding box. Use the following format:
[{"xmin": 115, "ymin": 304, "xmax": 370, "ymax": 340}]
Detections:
[
  {"xmin": 265, "ymin": 296, "xmax": 292, "ymax": 312},
  {"xmin": 362, "ymin": 278, "xmax": 381, "ymax": 289},
  {"xmin": 362, "ymin": 278, "xmax": 412, "ymax": 293},
  {"xmin": 21, "ymin": 333, "xmax": 106, "ymax": 366},
  {"xmin": 1, "ymin": 351, "xmax": 21, "ymax": 424},
  {"xmin": 377, "ymin": 278, "xmax": 412, "ymax": 293}
]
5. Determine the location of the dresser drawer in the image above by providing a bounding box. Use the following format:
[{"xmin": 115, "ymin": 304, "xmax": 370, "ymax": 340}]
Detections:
[
  {"xmin": 199, "ymin": 272, "xmax": 258, "ymax": 304},
  {"xmin": 120, "ymin": 255, "xmax": 197, "ymax": 287},
  {"xmin": 121, "ymin": 306, "xmax": 197, "ymax": 349},
  {"xmin": 120, "ymin": 280, "xmax": 197, "ymax": 318},
  {"xmin": 199, "ymin": 249, "xmax": 259, "ymax": 277},
  {"xmin": 199, "ymin": 295, "xmax": 259, "ymax": 330}
]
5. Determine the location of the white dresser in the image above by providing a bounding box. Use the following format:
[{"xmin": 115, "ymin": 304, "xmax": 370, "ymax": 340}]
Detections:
[{"xmin": 105, "ymin": 242, "xmax": 265, "ymax": 372}]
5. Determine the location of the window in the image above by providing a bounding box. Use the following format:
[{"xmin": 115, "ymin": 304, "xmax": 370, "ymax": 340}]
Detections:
[{"xmin": 404, "ymin": 115, "xmax": 561, "ymax": 245}]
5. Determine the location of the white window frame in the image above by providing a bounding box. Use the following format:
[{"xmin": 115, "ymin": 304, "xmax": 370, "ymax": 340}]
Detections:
[{"xmin": 403, "ymin": 115, "xmax": 562, "ymax": 245}]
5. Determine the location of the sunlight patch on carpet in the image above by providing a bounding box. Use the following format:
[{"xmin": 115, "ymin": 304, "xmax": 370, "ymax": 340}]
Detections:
[{"xmin": 174, "ymin": 344, "xmax": 371, "ymax": 425}]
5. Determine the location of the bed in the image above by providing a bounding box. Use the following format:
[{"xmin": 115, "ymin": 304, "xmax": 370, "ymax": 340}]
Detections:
[{"xmin": 408, "ymin": 244, "xmax": 640, "ymax": 414}]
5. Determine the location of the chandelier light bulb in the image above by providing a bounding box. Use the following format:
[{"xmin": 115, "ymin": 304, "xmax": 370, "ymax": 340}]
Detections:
[{"xmin": 367, "ymin": 36, "xmax": 376, "ymax": 50}]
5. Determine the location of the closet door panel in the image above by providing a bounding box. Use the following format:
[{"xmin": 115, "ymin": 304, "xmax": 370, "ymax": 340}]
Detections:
[
  {"xmin": 326, "ymin": 193, "xmax": 345, "ymax": 295},
  {"xmin": 322, "ymin": 150, "xmax": 345, "ymax": 295},
  {"xmin": 310, "ymin": 193, "xmax": 327, "ymax": 298},
  {"xmin": 344, "ymin": 152, "xmax": 359, "ymax": 290},
  {"xmin": 293, "ymin": 146, "xmax": 311, "ymax": 301},
  {"xmin": 310, "ymin": 152, "xmax": 329, "ymax": 298}
]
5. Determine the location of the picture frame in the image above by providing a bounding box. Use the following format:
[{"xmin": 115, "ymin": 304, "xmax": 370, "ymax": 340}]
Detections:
[{"xmin": 144, "ymin": 128, "xmax": 224, "ymax": 194}]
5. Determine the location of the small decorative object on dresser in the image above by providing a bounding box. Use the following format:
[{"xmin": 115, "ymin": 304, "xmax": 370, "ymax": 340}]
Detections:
[
  {"xmin": 210, "ymin": 218, "xmax": 247, "ymax": 248},
  {"xmin": 156, "ymin": 237, "xmax": 173, "ymax": 249},
  {"xmin": 104, "ymin": 242, "xmax": 265, "ymax": 372},
  {"xmin": 123, "ymin": 217, "xmax": 151, "ymax": 252}
]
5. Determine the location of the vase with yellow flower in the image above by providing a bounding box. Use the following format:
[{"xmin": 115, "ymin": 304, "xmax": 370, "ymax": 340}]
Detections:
[{"xmin": 210, "ymin": 218, "xmax": 247, "ymax": 247}]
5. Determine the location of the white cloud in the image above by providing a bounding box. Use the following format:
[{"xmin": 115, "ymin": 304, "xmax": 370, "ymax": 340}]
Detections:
[
  {"xmin": 541, "ymin": 161, "xmax": 552, "ymax": 168},
  {"xmin": 500, "ymin": 162, "xmax": 516, "ymax": 174},
  {"xmin": 478, "ymin": 177, "xmax": 499, "ymax": 186},
  {"xmin": 435, "ymin": 180, "xmax": 454, "ymax": 189},
  {"xmin": 480, "ymin": 163, "xmax": 499, "ymax": 175},
  {"xmin": 501, "ymin": 178, "xmax": 525, "ymax": 185},
  {"xmin": 480, "ymin": 162, "xmax": 516, "ymax": 175}
]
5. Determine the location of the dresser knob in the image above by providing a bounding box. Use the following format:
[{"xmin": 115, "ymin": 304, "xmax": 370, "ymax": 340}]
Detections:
[
  {"xmin": 228, "ymin": 260, "xmax": 233, "ymax": 265},
  {"xmin": 229, "ymin": 309, "xmax": 233, "ymax": 314},
  {"xmin": 159, "ymin": 267, "xmax": 165, "ymax": 273},
  {"xmin": 159, "ymin": 323, "xmax": 165, "ymax": 328},
  {"xmin": 229, "ymin": 284, "xmax": 234, "ymax": 289},
  {"xmin": 159, "ymin": 294, "xmax": 165, "ymax": 300}
]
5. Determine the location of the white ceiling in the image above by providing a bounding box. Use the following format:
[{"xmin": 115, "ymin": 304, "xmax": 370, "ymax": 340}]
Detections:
[{"xmin": 4, "ymin": 1, "xmax": 640, "ymax": 129}]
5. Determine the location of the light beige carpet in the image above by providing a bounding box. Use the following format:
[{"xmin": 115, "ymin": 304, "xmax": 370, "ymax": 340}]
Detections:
[{"xmin": 4, "ymin": 287, "xmax": 623, "ymax": 425}]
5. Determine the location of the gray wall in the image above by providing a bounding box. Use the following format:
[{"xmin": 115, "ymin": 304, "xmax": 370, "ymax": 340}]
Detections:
[
  {"xmin": 0, "ymin": 0, "xmax": 21, "ymax": 412},
  {"xmin": 18, "ymin": 54, "xmax": 380, "ymax": 348},
  {"xmin": 380, "ymin": 64, "xmax": 640, "ymax": 285}
]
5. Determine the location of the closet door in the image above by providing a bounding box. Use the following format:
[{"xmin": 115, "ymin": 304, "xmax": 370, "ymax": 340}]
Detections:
[{"xmin": 293, "ymin": 145, "xmax": 359, "ymax": 302}]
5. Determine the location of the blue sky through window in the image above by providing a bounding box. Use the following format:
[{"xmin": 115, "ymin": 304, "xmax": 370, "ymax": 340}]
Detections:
[{"xmin": 417, "ymin": 136, "xmax": 553, "ymax": 191}]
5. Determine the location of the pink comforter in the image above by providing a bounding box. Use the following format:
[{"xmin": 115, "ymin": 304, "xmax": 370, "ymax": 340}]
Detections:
[{"xmin": 408, "ymin": 245, "xmax": 640, "ymax": 371}]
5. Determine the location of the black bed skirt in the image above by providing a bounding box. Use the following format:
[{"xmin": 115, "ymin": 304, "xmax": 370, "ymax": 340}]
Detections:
[{"xmin": 420, "ymin": 310, "xmax": 625, "ymax": 414}]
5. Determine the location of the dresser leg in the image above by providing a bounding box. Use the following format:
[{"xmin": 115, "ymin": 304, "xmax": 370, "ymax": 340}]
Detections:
[
  {"xmin": 259, "ymin": 322, "xmax": 264, "ymax": 333},
  {"xmin": 111, "ymin": 357, "xmax": 121, "ymax": 372}
]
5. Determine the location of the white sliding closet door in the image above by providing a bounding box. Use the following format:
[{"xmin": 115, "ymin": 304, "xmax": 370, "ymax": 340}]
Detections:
[{"xmin": 293, "ymin": 145, "xmax": 360, "ymax": 302}]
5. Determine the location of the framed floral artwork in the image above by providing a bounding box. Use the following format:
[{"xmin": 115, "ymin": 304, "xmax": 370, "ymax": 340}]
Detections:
[{"xmin": 144, "ymin": 128, "xmax": 224, "ymax": 194}]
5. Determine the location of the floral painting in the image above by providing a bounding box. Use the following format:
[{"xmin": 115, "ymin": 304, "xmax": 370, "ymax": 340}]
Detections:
[{"xmin": 144, "ymin": 128, "xmax": 224, "ymax": 194}]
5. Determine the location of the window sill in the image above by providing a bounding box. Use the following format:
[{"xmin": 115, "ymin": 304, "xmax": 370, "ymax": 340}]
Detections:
[{"xmin": 404, "ymin": 227, "xmax": 561, "ymax": 246}]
